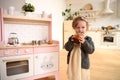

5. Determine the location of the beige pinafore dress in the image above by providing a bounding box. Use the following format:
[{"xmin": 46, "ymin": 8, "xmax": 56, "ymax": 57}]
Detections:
[{"xmin": 67, "ymin": 44, "xmax": 90, "ymax": 80}]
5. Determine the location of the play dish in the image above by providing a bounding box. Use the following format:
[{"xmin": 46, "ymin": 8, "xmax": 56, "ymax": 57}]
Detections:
[{"xmin": 83, "ymin": 3, "xmax": 93, "ymax": 10}]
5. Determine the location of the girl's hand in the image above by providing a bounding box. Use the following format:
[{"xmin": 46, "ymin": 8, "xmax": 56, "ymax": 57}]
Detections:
[
  {"xmin": 71, "ymin": 35, "xmax": 80, "ymax": 44},
  {"xmin": 78, "ymin": 33, "xmax": 85, "ymax": 44},
  {"xmin": 71, "ymin": 33, "xmax": 85, "ymax": 44},
  {"xmin": 71, "ymin": 35, "xmax": 74, "ymax": 41}
]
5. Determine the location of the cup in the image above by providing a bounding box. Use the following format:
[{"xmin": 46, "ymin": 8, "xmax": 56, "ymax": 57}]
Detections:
[
  {"xmin": 41, "ymin": 11, "xmax": 48, "ymax": 18},
  {"xmin": 37, "ymin": 40, "xmax": 41, "ymax": 45},
  {"xmin": 32, "ymin": 40, "xmax": 37, "ymax": 45},
  {"xmin": 8, "ymin": 6, "xmax": 15, "ymax": 15}
]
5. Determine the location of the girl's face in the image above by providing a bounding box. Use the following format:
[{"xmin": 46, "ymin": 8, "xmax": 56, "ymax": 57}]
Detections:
[{"xmin": 74, "ymin": 21, "xmax": 87, "ymax": 34}]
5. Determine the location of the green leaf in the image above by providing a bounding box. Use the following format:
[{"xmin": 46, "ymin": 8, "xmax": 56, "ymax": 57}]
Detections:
[
  {"xmin": 62, "ymin": 12, "xmax": 66, "ymax": 16},
  {"xmin": 22, "ymin": 3, "xmax": 35, "ymax": 12}
]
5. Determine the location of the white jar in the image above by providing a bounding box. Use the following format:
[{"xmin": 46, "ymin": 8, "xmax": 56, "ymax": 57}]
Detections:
[
  {"xmin": 41, "ymin": 11, "xmax": 48, "ymax": 18},
  {"xmin": 8, "ymin": 6, "xmax": 15, "ymax": 15}
]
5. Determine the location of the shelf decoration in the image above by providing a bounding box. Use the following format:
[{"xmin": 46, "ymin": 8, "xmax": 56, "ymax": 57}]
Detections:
[
  {"xmin": 101, "ymin": 25, "xmax": 120, "ymax": 34},
  {"xmin": 79, "ymin": 3, "xmax": 97, "ymax": 21},
  {"xmin": 22, "ymin": 3, "xmax": 35, "ymax": 16},
  {"xmin": 62, "ymin": 4, "xmax": 79, "ymax": 20},
  {"xmin": 62, "ymin": 3, "xmax": 97, "ymax": 21}
]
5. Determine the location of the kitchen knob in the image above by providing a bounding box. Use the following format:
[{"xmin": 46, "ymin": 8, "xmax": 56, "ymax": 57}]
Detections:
[
  {"xmin": 15, "ymin": 49, "xmax": 20, "ymax": 54},
  {"xmin": 25, "ymin": 49, "xmax": 30, "ymax": 53}
]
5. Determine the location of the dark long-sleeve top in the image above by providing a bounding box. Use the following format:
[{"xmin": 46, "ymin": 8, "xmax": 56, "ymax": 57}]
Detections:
[{"xmin": 64, "ymin": 35, "xmax": 95, "ymax": 69}]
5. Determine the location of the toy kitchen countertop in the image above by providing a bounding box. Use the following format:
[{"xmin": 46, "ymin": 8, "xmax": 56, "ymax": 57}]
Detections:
[
  {"xmin": 0, "ymin": 40, "xmax": 59, "ymax": 57},
  {"xmin": 0, "ymin": 40, "xmax": 59, "ymax": 50},
  {"xmin": 0, "ymin": 43, "xmax": 59, "ymax": 50}
]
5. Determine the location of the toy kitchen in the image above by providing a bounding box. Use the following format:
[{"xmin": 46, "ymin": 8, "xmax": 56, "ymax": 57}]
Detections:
[{"xmin": 0, "ymin": 8, "xmax": 59, "ymax": 80}]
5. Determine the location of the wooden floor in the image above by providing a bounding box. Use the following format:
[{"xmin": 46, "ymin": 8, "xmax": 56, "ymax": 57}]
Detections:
[
  {"xmin": 60, "ymin": 48, "xmax": 120, "ymax": 80},
  {"xmin": 34, "ymin": 76, "xmax": 55, "ymax": 80}
]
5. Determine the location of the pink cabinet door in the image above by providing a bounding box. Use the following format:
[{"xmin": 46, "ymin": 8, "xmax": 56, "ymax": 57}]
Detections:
[{"xmin": 0, "ymin": 8, "xmax": 4, "ymax": 45}]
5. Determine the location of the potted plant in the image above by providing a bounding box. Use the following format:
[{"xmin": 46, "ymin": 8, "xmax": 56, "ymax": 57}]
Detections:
[
  {"xmin": 62, "ymin": 4, "xmax": 79, "ymax": 20},
  {"xmin": 22, "ymin": 3, "xmax": 35, "ymax": 16}
]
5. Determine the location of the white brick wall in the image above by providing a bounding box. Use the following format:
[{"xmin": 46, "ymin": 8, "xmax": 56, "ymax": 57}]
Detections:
[{"xmin": 4, "ymin": 24, "xmax": 48, "ymax": 44}]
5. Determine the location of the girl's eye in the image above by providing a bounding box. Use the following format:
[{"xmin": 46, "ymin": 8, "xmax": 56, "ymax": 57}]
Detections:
[
  {"xmin": 76, "ymin": 26, "xmax": 80, "ymax": 29},
  {"xmin": 82, "ymin": 26, "xmax": 85, "ymax": 28}
]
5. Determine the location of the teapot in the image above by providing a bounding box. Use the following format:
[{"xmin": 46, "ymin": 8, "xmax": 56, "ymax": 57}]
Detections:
[{"xmin": 8, "ymin": 33, "xmax": 19, "ymax": 45}]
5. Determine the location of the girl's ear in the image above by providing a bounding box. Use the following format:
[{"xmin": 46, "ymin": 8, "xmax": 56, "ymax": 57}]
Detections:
[{"xmin": 72, "ymin": 27, "xmax": 75, "ymax": 29}]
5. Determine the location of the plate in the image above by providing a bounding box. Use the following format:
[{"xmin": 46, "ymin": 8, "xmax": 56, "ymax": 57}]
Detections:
[{"xmin": 83, "ymin": 3, "xmax": 93, "ymax": 10}]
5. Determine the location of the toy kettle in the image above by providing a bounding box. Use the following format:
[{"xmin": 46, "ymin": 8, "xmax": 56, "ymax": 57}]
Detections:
[{"xmin": 8, "ymin": 33, "xmax": 19, "ymax": 45}]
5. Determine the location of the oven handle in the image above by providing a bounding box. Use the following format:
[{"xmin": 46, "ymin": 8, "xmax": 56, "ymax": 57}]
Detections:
[{"xmin": 2, "ymin": 57, "xmax": 31, "ymax": 62}]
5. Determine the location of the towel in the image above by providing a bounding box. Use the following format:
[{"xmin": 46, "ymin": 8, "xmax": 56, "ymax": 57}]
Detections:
[
  {"xmin": 67, "ymin": 43, "xmax": 81, "ymax": 80},
  {"xmin": 67, "ymin": 43, "xmax": 90, "ymax": 80}
]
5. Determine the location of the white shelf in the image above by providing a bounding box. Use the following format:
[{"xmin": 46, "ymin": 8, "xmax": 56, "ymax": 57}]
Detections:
[
  {"xmin": 3, "ymin": 15, "xmax": 52, "ymax": 25},
  {"xmin": 79, "ymin": 10, "xmax": 97, "ymax": 20}
]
